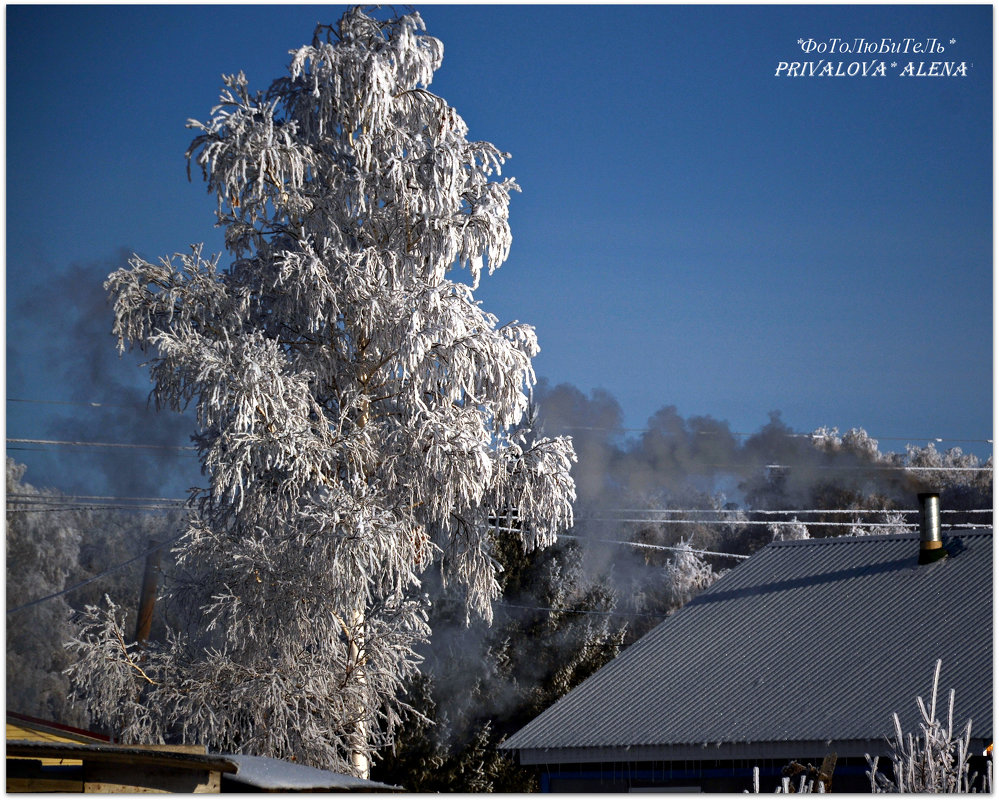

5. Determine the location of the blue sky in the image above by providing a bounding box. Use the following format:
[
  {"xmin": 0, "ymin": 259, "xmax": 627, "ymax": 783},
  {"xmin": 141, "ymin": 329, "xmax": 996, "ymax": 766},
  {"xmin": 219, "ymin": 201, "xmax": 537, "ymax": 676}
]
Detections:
[{"xmin": 5, "ymin": 4, "xmax": 993, "ymax": 497}]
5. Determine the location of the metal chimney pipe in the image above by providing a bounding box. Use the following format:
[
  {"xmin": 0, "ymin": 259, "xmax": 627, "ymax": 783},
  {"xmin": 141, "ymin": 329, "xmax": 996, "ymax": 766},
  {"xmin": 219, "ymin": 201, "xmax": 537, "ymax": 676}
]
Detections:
[{"xmin": 917, "ymin": 492, "xmax": 947, "ymax": 565}]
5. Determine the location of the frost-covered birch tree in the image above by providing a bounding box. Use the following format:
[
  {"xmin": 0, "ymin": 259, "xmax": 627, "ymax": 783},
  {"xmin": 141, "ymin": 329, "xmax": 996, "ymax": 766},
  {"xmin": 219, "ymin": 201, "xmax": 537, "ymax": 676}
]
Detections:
[{"xmin": 67, "ymin": 7, "xmax": 575, "ymax": 775}]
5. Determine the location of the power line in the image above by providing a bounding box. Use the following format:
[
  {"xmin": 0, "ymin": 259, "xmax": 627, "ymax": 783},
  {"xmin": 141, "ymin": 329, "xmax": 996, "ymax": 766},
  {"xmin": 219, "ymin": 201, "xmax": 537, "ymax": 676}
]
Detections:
[
  {"xmin": 7, "ymin": 493, "xmax": 188, "ymax": 504},
  {"xmin": 7, "ymin": 446, "xmax": 67, "ymax": 453},
  {"xmin": 6, "ymin": 493, "xmax": 189, "ymax": 514},
  {"xmin": 439, "ymin": 595, "xmax": 663, "ymax": 620},
  {"xmin": 8, "ymin": 510, "xmax": 986, "ymax": 527},
  {"xmin": 584, "ymin": 518, "xmax": 907, "ymax": 529},
  {"xmin": 8, "ymin": 487, "xmax": 989, "ymax": 519},
  {"xmin": 6, "ymin": 535, "xmax": 184, "ymax": 616},
  {"xmin": 579, "ymin": 518, "xmax": 990, "ymax": 530},
  {"xmin": 6, "ymin": 493, "xmax": 989, "ymax": 515},
  {"xmin": 7, "ymin": 493, "xmax": 188, "ymax": 512},
  {"xmin": 598, "ymin": 508, "xmax": 993, "ymax": 515},
  {"xmin": 9, "ymin": 437, "xmax": 988, "ymax": 473},
  {"xmin": 7, "ymin": 505, "xmax": 185, "ymax": 514},
  {"xmin": 7, "ymin": 397, "xmax": 142, "ymax": 410},
  {"xmin": 9, "ymin": 493, "xmax": 987, "ymax": 522},
  {"xmin": 557, "ymin": 533, "xmax": 751, "ymax": 560},
  {"xmin": 760, "ymin": 463, "xmax": 992, "ymax": 472},
  {"xmin": 681, "ymin": 463, "xmax": 993, "ymax": 472},
  {"xmin": 7, "ymin": 438, "xmax": 195, "ymax": 452},
  {"xmin": 552, "ymin": 424, "xmax": 992, "ymax": 444},
  {"xmin": 8, "ymin": 514, "xmax": 987, "ymax": 615}
]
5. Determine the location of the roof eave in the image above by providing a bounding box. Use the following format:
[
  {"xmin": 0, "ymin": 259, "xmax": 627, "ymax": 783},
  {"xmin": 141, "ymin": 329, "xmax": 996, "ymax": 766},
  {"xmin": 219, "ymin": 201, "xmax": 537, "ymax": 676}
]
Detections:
[{"xmin": 511, "ymin": 736, "xmax": 993, "ymax": 765}]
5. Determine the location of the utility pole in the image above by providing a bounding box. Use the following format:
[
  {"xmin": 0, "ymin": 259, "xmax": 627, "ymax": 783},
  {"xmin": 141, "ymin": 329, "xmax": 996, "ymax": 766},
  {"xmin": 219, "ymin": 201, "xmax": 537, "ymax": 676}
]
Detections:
[{"xmin": 134, "ymin": 540, "xmax": 161, "ymax": 644}]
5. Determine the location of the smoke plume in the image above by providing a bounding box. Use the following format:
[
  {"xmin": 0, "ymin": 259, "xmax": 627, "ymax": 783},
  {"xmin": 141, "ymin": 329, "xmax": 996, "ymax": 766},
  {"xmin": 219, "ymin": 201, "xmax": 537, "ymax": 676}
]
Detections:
[{"xmin": 8, "ymin": 251, "xmax": 200, "ymax": 499}]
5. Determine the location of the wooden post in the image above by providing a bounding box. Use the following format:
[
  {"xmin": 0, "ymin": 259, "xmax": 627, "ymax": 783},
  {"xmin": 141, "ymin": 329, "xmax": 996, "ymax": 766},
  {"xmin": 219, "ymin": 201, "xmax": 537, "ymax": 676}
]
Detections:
[{"xmin": 134, "ymin": 541, "xmax": 161, "ymax": 644}]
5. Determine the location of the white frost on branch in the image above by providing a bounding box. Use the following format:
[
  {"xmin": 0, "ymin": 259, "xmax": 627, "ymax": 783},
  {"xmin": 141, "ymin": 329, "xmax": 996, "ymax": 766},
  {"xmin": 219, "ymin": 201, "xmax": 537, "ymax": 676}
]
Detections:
[{"xmin": 68, "ymin": 7, "xmax": 575, "ymax": 775}]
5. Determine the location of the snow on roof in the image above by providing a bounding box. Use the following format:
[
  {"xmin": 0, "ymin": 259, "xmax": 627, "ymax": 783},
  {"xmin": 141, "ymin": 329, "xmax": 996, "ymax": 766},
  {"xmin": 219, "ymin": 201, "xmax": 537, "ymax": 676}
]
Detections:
[{"xmin": 223, "ymin": 754, "xmax": 401, "ymax": 791}]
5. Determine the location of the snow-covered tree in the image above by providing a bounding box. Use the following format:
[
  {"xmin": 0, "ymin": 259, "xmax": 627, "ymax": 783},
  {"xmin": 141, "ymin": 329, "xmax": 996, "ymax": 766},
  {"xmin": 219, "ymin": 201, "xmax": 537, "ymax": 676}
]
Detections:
[
  {"xmin": 374, "ymin": 534, "xmax": 626, "ymax": 792},
  {"xmin": 847, "ymin": 509, "xmax": 909, "ymax": 537},
  {"xmin": 768, "ymin": 516, "xmax": 810, "ymax": 541},
  {"xmin": 67, "ymin": 7, "xmax": 575, "ymax": 775},
  {"xmin": 6, "ymin": 459, "xmax": 83, "ymax": 724},
  {"xmin": 662, "ymin": 538, "xmax": 722, "ymax": 608},
  {"xmin": 6, "ymin": 459, "xmax": 183, "ymax": 727}
]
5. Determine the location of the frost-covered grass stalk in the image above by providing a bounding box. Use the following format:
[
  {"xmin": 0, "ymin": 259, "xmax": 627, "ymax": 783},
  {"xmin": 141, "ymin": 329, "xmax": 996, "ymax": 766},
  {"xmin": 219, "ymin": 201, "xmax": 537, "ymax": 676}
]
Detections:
[
  {"xmin": 866, "ymin": 660, "xmax": 987, "ymax": 793},
  {"xmin": 66, "ymin": 7, "xmax": 575, "ymax": 775}
]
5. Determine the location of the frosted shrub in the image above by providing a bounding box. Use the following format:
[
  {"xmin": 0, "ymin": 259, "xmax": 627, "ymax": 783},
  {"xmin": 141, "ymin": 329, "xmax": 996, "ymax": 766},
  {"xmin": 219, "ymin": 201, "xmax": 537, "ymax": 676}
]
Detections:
[
  {"xmin": 848, "ymin": 509, "xmax": 908, "ymax": 537},
  {"xmin": 664, "ymin": 539, "xmax": 720, "ymax": 608},
  {"xmin": 866, "ymin": 660, "xmax": 988, "ymax": 793},
  {"xmin": 751, "ymin": 662, "xmax": 987, "ymax": 794},
  {"xmin": 769, "ymin": 517, "xmax": 809, "ymax": 541}
]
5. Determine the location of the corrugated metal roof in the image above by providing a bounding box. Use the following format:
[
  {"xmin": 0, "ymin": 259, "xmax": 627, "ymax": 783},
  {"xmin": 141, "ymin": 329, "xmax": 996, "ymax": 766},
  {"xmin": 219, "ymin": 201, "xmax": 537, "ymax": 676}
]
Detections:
[{"xmin": 504, "ymin": 531, "xmax": 993, "ymax": 761}]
